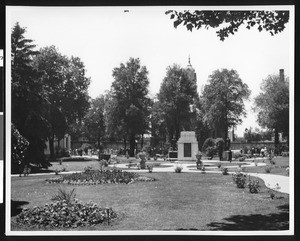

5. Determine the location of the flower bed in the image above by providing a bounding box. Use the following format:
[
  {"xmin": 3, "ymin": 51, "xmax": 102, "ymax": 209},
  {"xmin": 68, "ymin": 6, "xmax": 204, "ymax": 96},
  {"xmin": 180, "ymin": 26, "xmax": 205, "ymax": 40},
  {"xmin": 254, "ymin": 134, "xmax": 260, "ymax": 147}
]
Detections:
[
  {"xmin": 46, "ymin": 168, "xmax": 155, "ymax": 185},
  {"xmin": 16, "ymin": 199, "xmax": 117, "ymax": 228}
]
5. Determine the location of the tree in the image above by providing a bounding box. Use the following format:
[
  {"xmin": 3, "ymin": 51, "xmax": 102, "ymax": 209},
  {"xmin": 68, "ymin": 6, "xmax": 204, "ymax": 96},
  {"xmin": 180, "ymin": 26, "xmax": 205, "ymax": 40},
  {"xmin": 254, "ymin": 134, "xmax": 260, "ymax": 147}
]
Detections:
[
  {"xmin": 11, "ymin": 22, "xmax": 51, "ymax": 168},
  {"xmin": 149, "ymin": 98, "xmax": 166, "ymax": 148},
  {"xmin": 165, "ymin": 10, "xmax": 289, "ymax": 41},
  {"xmin": 157, "ymin": 64, "xmax": 199, "ymax": 142},
  {"xmin": 108, "ymin": 58, "xmax": 151, "ymax": 156},
  {"xmin": 253, "ymin": 73, "xmax": 289, "ymax": 150},
  {"xmin": 201, "ymin": 69, "xmax": 250, "ymax": 140},
  {"xmin": 33, "ymin": 46, "xmax": 90, "ymax": 160},
  {"xmin": 84, "ymin": 95, "xmax": 106, "ymax": 149}
]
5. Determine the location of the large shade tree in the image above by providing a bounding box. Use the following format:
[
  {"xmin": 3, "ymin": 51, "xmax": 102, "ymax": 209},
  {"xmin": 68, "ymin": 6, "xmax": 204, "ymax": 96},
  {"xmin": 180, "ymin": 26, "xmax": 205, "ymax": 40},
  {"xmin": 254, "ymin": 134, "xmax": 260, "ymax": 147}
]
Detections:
[
  {"xmin": 33, "ymin": 46, "xmax": 90, "ymax": 160},
  {"xmin": 11, "ymin": 22, "xmax": 51, "ymax": 168},
  {"xmin": 107, "ymin": 58, "xmax": 151, "ymax": 156},
  {"xmin": 165, "ymin": 10, "xmax": 289, "ymax": 41},
  {"xmin": 253, "ymin": 73, "xmax": 289, "ymax": 150},
  {"xmin": 201, "ymin": 69, "xmax": 250, "ymax": 140},
  {"xmin": 157, "ymin": 64, "xmax": 199, "ymax": 142}
]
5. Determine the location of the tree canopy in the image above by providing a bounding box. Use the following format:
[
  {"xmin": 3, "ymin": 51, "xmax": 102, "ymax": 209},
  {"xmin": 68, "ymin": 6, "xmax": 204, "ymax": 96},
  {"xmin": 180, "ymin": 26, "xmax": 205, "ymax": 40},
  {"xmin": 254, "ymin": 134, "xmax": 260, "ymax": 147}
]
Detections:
[
  {"xmin": 253, "ymin": 73, "xmax": 289, "ymax": 146},
  {"xmin": 201, "ymin": 69, "xmax": 250, "ymax": 139},
  {"xmin": 157, "ymin": 64, "xmax": 199, "ymax": 142},
  {"xmin": 84, "ymin": 95, "xmax": 106, "ymax": 149},
  {"xmin": 107, "ymin": 58, "xmax": 151, "ymax": 156},
  {"xmin": 11, "ymin": 22, "xmax": 50, "ymax": 167},
  {"xmin": 165, "ymin": 10, "xmax": 289, "ymax": 41}
]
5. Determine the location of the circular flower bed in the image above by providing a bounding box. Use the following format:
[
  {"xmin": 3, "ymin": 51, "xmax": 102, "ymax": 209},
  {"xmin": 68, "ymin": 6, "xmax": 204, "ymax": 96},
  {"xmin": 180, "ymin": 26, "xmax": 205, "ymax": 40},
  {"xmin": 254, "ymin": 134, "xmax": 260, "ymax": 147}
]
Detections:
[
  {"xmin": 46, "ymin": 168, "xmax": 155, "ymax": 185},
  {"xmin": 16, "ymin": 199, "xmax": 117, "ymax": 228}
]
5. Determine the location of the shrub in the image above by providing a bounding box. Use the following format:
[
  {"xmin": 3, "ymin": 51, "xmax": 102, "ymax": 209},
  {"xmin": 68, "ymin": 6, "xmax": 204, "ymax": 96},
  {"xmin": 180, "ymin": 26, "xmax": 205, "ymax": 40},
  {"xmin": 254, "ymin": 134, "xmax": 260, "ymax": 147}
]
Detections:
[
  {"xmin": 238, "ymin": 156, "xmax": 246, "ymax": 162},
  {"xmin": 16, "ymin": 199, "xmax": 117, "ymax": 228},
  {"xmin": 264, "ymin": 165, "xmax": 272, "ymax": 173},
  {"xmin": 267, "ymin": 183, "xmax": 281, "ymax": 199},
  {"xmin": 174, "ymin": 164, "xmax": 183, "ymax": 173},
  {"xmin": 51, "ymin": 187, "xmax": 76, "ymax": 204},
  {"xmin": 147, "ymin": 165, "xmax": 153, "ymax": 173},
  {"xmin": 11, "ymin": 124, "xmax": 29, "ymax": 174},
  {"xmin": 215, "ymin": 138, "xmax": 225, "ymax": 160},
  {"xmin": 247, "ymin": 179, "xmax": 260, "ymax": 193},
  {"xmin": 282, "ymin": 151, "xmax": 289, "ymax": 157},
  {"xmin": 205, "ymin": 146, "xmax": 215, "ymax": 160},
  {"xmin": 221, "ymin": 167, "xmax": 229, "ymax": 175},
  {"xmin": 202, "ymin": 138, "xmax": 215, "ymax": 155},
  {"xmin": 232, "ymin": 172, "xmax": 247, "ymax": 188}
]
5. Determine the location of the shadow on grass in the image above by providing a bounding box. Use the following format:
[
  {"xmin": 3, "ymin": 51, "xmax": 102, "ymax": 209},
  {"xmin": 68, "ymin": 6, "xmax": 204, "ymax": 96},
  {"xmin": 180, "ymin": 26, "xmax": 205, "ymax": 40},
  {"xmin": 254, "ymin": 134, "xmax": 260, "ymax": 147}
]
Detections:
[
  {"xmin": 206, "ymin": 204, "xmax": 289, "ymax": 230},
  {"xmin": 11, "ymin": 200, "xmax": 29, "ymax": 217}
]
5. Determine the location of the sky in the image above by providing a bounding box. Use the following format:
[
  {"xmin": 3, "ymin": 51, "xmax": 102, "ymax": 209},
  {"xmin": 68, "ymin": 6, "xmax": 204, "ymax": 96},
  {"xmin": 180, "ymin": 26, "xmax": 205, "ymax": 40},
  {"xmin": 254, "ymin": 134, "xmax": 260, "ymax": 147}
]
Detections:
[{"xmin": 6, "ymin": 6, "xmax": 294, "ymax": 137}]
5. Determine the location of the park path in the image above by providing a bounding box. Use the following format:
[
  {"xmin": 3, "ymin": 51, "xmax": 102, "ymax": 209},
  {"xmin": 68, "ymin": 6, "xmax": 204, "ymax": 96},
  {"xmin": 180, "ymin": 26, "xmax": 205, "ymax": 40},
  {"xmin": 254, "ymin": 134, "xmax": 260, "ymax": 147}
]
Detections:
[{"xmin": 115, "ymin": 160, "xmax": 290, "ymax": 194}]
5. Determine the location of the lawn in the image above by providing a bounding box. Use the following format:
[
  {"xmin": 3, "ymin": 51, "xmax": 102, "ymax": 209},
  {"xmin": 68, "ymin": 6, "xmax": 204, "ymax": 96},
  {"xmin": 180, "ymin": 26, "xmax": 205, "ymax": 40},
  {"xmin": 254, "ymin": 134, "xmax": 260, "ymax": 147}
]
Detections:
[{"xmin": 11, "ymin": 170, "xmax": 289, "ymax": 231}]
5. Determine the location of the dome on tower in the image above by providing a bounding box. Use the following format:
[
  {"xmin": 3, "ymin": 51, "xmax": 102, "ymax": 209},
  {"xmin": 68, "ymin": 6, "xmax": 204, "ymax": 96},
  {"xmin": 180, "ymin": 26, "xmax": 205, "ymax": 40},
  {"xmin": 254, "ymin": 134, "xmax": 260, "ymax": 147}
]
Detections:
[{"xmin": 185, "ymin": 56, "xmax": 197, "ymax": 82}]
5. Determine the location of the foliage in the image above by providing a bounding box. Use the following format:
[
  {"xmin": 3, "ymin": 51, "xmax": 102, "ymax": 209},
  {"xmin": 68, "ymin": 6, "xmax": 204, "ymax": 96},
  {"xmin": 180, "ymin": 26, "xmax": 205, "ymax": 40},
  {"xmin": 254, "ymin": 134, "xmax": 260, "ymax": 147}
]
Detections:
[
  {"xmin": 32, "ymin": 46, "xmax": 90, "ymax": 160},
  {"xmin": 267, "ymin": 183, "xmax": 281, "ymax": 199},
  {"xmin": 202, "ymin": 138, "xmax": 215, "ymax": 153},
  {"xmin": 165, "ymin": 10, "xmax": 289, "ymax": 41},
  {"xmin": 51, "ymin": 187, "xmax": 76, "ymax": 204},
  {"xmin": 45, "ymin": 167, "xmax": 155, "ymax": 185},
  {"xmin": 232, "ymin": 171, "xmax": 247, "ymax": 188},
  {"xmin": 157, "ymin": 64, "xmax": 199, "ymax": 142},
  {"xmin": 215, "ymin": 138, "xmax": 225, "ymax": 160},
  {"xmin": 233, "ymin": 152, "xmax": 244, "ymax": 160},
  {"xmin": 83, "ymin": 95, "xmax": 106, "ymax": 149},
  {"xmin": 11, "ymin": 22, "xmax": 50, "ymax": 168},
  {"xmin": 247, "ymin": 179, "xmax": 260, "ymax": 193},
  {"xmin": 174, "ymin": 164, "xmax": 183, "ymax": 173},
  {"xmin": 11, "ymin": 124, "xmax": 29, "ymax": 173},
  {"xmin": 54, "ymin": 166, "xmax": 66, "ymax": 175},
  {"xmin": 147, "ymin": 164, "xmax": 153, "ymax": 173},
  {"xmin": 238, "ymin": 156, "xmax": 246, "ymax": 162},
  {"xmin": 106, "ymin": 58, "xmax": 151, "ymax": 156},
  {"xmin": 221, "ymin": 167, "xmax": 228, "ymax": 175},
  {"xmin": 16, "ymin": 198, "xmax": 117, "ymax": 228},
  {"xmin": 265, "ymin": 165, "xmax": 272, "ymax": 173},
  {"xmin": 253, "ymin": 73, "xmax": 289, "ymax": 147},
  {"xmin": 201, "ymin": 69, "xmax": 250, "ymax": 140},
  {"xmin": 205, "ymin": 146, "xmax": 215, "ymax": 160},
  {"xmin": 244, "ymin": 127, "xmax": 273, "ymax": 142}
]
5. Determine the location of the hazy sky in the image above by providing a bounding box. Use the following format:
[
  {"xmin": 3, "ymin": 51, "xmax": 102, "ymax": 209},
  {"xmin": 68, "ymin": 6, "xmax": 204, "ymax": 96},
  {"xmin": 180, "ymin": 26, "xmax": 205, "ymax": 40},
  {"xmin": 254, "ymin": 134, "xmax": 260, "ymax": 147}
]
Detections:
[{"xmin": 7, "ymin": 6, "xmax": 294, "ymax": 137}]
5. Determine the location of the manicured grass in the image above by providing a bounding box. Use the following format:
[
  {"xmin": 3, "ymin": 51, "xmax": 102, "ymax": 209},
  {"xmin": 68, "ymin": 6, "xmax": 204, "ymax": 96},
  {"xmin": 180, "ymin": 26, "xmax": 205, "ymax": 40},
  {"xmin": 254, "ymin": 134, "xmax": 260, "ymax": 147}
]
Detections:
[
  {"xmin": 49, "ymin": 160, "xmax": 100, "ymax": 173},
  {"xmin": 11, "ymin": 171, "xmax": 289, "ymax": 231}
]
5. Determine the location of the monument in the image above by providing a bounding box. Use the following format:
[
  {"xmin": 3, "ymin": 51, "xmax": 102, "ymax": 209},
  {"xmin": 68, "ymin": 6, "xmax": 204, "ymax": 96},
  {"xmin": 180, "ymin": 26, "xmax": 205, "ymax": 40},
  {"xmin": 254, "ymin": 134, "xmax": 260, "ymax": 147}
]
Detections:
[{"xmin": 177, "ymin": 131, "xmax": 198, "ymax": 161}]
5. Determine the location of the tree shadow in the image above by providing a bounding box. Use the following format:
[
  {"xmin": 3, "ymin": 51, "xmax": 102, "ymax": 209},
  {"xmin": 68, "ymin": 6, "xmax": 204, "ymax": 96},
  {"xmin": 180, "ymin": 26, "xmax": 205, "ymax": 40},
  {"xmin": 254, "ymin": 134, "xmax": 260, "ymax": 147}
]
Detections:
[
  {"xmin": 11, "ymin": 200, "xmax": 29, "ymax": 217},
  {"xmin": 206, "ymin": 205, "xmax": 289, "ymax": 230}
]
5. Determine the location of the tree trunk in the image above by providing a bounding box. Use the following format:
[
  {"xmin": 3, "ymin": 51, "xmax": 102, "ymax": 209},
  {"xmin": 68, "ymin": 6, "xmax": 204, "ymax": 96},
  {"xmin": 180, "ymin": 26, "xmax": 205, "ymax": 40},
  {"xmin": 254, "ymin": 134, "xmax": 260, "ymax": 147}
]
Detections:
[
  {"xmin": 49, "ymin": 135, "xmax": 55, "ymax": 161},
  {"xmin": 274, "ymin": 128, "xmax": 279, "ymax": 154},
  {"xmin": 123, "ymin": 136, "xmax": 127, "ymax": 150},
  {"xmin": 141, "ymin": 134, "xmax": 144, "ymax": 149},
  {"xmin": 129, "ymin": 134, "xmax": 136, "ymax": 157}
]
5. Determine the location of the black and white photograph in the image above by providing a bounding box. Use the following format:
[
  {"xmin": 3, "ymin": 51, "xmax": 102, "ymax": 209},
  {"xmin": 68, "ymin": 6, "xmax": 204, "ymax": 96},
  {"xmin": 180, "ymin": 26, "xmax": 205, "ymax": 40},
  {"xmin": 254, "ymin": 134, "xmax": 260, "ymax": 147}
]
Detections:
[{"xmin": 3, "ymin": 3, "xmax": 295, "ymax": 236}]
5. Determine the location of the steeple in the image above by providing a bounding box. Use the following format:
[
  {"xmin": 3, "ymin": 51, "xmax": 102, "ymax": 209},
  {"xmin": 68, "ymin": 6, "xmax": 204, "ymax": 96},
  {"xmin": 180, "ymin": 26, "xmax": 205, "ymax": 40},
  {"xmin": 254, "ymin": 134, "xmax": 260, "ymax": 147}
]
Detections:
[
  {"xmin": 185, "ymin": 55, "xmax": 197, "ymax": 82},
  {"xmin": 187, "ymin": 55, "xmax": 192, "ymax": 68}
]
